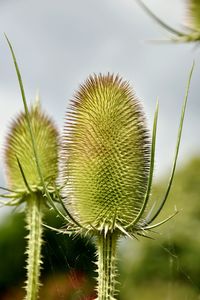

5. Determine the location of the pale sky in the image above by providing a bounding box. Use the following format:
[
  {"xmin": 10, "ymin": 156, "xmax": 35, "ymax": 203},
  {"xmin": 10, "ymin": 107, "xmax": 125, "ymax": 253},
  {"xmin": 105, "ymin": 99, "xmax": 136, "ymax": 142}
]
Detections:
[{"xmin": 0, "ymin": 0, "xmax": 199, "ymax": 218}]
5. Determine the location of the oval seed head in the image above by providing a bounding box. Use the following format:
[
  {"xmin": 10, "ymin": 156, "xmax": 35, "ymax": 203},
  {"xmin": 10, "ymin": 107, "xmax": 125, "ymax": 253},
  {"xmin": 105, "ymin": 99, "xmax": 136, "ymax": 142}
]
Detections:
[
  {"xmin": 5, "ymin": 102, "xmax": 58, "ymax": 192},
  {"xmin": 61, "ymin": 74, "xmax": 150, "ymax": 231},
  {"xmin": 187, "ymin": 0, "xmax": 200, "ymax": 31}
]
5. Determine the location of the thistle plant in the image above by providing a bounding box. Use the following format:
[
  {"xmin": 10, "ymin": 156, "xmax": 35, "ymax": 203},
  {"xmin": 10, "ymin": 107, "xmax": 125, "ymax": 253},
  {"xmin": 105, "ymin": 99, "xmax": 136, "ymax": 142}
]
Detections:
[
  {"xmin": 0, "ymin": 79, "xmax": 59, "ymax": 298},
  {"xmin": 136, "ymin": 0, "xmax": 200, "ymax": 43},
  {"xmin": 4, "ymin": 36, "xmax": 194, "ymax": 300},
  {"xmin": 58, "ymin": 72, "xmax": 193, "ymax": 299}
]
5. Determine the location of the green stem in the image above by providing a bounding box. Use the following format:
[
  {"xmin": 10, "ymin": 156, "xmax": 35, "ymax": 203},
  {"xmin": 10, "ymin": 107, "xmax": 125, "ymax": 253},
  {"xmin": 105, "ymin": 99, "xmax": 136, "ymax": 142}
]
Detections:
[
  {"xmin": 25, "ymin": 193, "xmax": 43, "ymax": 300},
  {"xmin": 96, "ymin": 232, "xmax": 118, "ymax": 300}
]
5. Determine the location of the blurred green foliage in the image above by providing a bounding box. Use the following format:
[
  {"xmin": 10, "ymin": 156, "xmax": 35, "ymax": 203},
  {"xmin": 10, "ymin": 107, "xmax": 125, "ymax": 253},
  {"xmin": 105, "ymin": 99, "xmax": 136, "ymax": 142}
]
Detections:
[
  {"xmin": 0, "ymin": 212, "xmax": 26, "ymax": 290},
  {"xmin": 0, "ymin": 209, "xmax": 96, "ymax": 299},
  {"xmin": 0, "ymin": 155, "xmax": 200, "ymax": 299},
  {"xmin": 119, "ymin": 156, "xmax": 200, "ymax": 299}
]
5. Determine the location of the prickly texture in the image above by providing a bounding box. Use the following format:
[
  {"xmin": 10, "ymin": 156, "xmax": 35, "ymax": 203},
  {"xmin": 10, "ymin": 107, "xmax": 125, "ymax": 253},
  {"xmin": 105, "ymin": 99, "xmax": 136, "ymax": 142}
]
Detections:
[
  {"xmin": 5, "ymin": 103, "xmax": 58, "ymax": 191},
  {"xmin": 25, "ymin": 193, "xmax": 43, "ymax": 300},
  {"xmin": 95, "ymin": 233, "xmax": 118, "ymax": 300},
  {"xmin": 187, "ymin": 0, "xmax": 200, "ymax": 31},
  {"xmin": 61, "ymin": 74, "xmax": 150, "ymax": 231}
]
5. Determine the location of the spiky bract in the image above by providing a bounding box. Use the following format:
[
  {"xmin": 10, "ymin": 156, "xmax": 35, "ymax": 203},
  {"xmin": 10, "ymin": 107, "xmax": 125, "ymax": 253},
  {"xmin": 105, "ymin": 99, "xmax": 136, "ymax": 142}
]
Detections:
[
  {"xmin": 187, "ymin": 0, "xmax": 200, "ymax": 31},
  {"xmin": 61, "ymin": 74, "xmax": 150, "ymax": 232},
  {"xmin": 5, "ymin": 103, "xmax": 58, "ymax": 192}
]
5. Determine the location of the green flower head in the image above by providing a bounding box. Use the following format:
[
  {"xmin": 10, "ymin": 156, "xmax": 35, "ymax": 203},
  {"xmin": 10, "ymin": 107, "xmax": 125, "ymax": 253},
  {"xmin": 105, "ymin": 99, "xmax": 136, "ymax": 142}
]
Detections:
[
  {"xmin": 5, "ymin": 102, "xmax": 58, "ymax": 193},
  {"xmin": 61, "ymin": 74, "xmax": 151, "ymax": 232},
  {"xmin": 187, "ymin": 0, "xmax": 200, "ymax": 31}
]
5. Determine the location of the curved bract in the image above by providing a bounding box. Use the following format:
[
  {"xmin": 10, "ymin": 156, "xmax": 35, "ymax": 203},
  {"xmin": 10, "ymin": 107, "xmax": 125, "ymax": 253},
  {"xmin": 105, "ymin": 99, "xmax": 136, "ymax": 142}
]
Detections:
[
  {"xmin": 135, "ymin": 0, "xmax": 200, "ymax": 43},
  {"xmin": 5, "ymin": 103, "xmax": 58, "ymax": 192},
  {"xmin": 61, "ymin": 74, "xmax": 150, "ymax": 231}
]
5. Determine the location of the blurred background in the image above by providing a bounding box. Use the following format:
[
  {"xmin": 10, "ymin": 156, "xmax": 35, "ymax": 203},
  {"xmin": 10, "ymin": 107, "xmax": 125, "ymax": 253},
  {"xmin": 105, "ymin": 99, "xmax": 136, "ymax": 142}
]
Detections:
[{"xmin": 0, "ymin": 0, "xmax": 200, "ymax": 299}]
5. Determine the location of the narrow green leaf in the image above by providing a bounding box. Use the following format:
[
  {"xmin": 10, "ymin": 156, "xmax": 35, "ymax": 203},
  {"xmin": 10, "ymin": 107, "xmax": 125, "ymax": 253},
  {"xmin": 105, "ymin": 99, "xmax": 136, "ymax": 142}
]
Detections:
[
  {"xmin": 53, "ymin": 183, "xmax": 83, "ymax": 227},
  {"xmin": 145, "ymin": 62, "xmax": 195, "ymax": 225},
  {"xmin": 144, "ymin": 209, "xmax": 179, "ymax": 230},
  {"xmin": 0, "ymin": 186, "xmax": 16, "ymax": 193},
  {"xmin": 5, "ymin": 34, "xmax": 44, "ymax": 189},
  {"xmin": 16, "ymin": 156, "xmax": 32, "ymax": 193},
  {"xmin": 125, "ymin": 99, "xmax": 159, "ymax": 228}
]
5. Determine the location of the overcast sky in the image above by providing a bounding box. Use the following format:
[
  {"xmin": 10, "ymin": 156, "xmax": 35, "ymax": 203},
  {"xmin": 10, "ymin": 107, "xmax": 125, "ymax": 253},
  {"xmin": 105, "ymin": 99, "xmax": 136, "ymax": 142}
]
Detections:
[{"xmin": 0, "ymin": 0, "xmax": 199, "ymax": 218}]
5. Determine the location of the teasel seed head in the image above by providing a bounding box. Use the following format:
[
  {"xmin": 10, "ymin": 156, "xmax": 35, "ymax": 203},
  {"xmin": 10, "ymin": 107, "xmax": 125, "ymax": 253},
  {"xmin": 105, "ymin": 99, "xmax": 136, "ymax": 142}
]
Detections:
[
  {"xmin": 61, "ymin": 74, "xmax": 151, "ymax": 232},
  {"xmin": 187, "ymin": 0, "xmax": 200, "ymax": 31},
  {"xmin": 5, "ymin": 101, "xmax": 59, "ymax": 192}
]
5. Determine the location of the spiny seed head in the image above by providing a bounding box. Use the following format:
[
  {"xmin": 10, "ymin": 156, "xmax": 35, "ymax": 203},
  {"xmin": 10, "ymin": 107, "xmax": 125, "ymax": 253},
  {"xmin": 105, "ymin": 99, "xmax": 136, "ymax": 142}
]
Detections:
[
  {"xmin": 187, "ymin": 0, "xmax": 200, "ymax": 31},
  {"xmin": 61, "ymin": 74, "xmax": 150, "ymax": 231},
  {"xmin": 5, "ymin": 102, "xmax": 58, "ymax": 191}
]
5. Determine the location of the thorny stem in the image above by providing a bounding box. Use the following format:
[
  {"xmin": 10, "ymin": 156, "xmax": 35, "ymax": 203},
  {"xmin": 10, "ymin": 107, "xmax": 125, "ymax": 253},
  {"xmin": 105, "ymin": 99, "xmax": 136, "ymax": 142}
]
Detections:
[
  {"xmin": 25, "ymin": 193, "xmax": 43, "ymax": 300},
  {"xmin": 96, "ymin": 232, "xmax": 118, "ymax": 300}
]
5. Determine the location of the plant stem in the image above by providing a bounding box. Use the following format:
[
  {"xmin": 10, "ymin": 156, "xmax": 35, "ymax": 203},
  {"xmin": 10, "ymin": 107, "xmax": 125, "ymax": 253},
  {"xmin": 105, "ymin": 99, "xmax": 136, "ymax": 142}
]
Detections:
[
  {"xmin": 96, "ymin": 232, "xmax": 118, "ymax": 300},
  {"xmin": 25, "ymin": 192, "xmax": 43, "ymax": 300}
]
